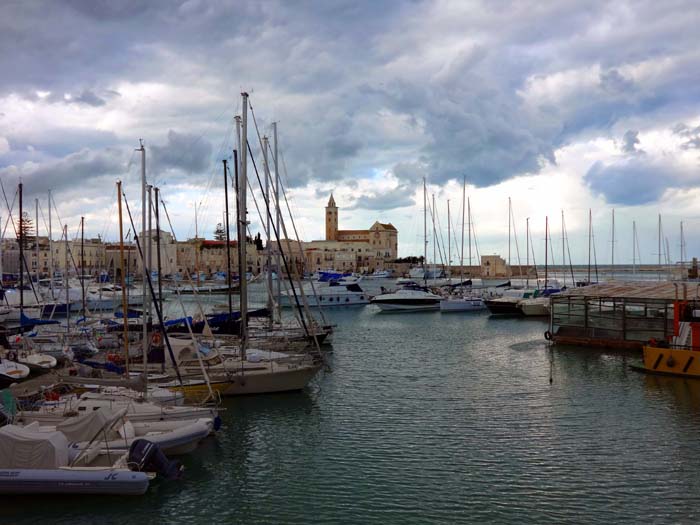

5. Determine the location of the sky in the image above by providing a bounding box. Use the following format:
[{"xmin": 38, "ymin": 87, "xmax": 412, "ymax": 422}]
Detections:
[{"xmin": 1, "ymin": 0, "xmax": 699, "ymax": 265}]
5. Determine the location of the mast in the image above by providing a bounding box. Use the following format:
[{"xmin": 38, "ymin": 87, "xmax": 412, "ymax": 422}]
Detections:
[
  {"xmin": 238, "ymin": 92, "xmax": 249, "ymax": 361},
  {"xmin": 468, "ymin": 197, "xmax": 472, "ymax": 277},
  {"xmin": 194, "ymin": 201, "xmax": 200, "ymax": 286},
  {"xmin": 154, "ymin": 187, "xmax": 163, "ymax": 314},
  {"xmin": 263, "ymin": 135, "xmax": 273, "ymax": 327},
  {"xmin": 460, "ymin": 176, "xmax": 465, "ymax": 285},
  {"xmin": 19, "ymin": 183, "xmax": 24, "ymax": 316},
  {"xmin": 658, "ymin": 214, "xmax": 662, "ymax": 281},
  {"xmin": 544, "ymin": 216, "xmax": 549, "ymax": 290},
  {"xmin": 611, "ymin": 208, "xmax": 615, "ymax": 280},
  {"xmin": 0, "ymin": 214, "xmax": 3, "ymax": 289},
  {"xmin": 64, "ymin": 224, "xmax": 69, "ymax": 331},
  {"xmin": 561, "ymin": 210, "xmax": 565, "ymax": 286},
  {"xmin": 587, "ymin": 209, "xmax": 592, "ymax": 284},
  {"xmin": 432, "ymin": 193, "xmax": 437, "ymax": 277},
  {"xmin": 223, "ymin": 160, "xmax": 233, "ymax": 319},
  {"xmin": 526, "ymin": 217, "xmax": 530, "ymax": 288},
  {"xmin": 423, "ymin": 177, "xmax": 427, "ymax": 285},
  {"xmin": 35, "ymin": 198, "xmax": 39, "ymax": 285},
  {"xmin": 147, "ymin": 185, "xmax": 153, "ymax": 321},
  {"xmin": 272, "ymin": 122, "xmax": 281, "ymax": 321},
  {"xmin": 117, "ymin": 181, "xmax": 130, "ymax": 376},
  {"xmin": 80, "ymin": 216, "xmax": 85, "ymax": 314},
  {"xmin": 447, "ymin": 199, "xmax": 451, "ymax": 284},
  {"xmin": 48, "ymin": 190, "xmax": 53, "ymax": 298},
  {"xmin": 508, "ymin": 197, "xmax": 511, "ymax": 276},
  {"xmin": 137, "ymin": 139, "xmax": 148, "ymax": 389},
  {"xmin": 680, "ymin": 221, "xmax": 686, "ymax": 277},
  {"xmin": 632, "ymin": 220, "xmax": 636, "ymax": 276}
]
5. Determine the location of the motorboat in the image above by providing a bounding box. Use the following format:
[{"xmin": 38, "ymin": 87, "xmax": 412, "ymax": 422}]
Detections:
[
  {"xmin": 0, "ymin": 409, "xmax": 181, "ymax": 495},
  {"xmin": 281, "ymin": 282, "xmax": 369, "ymax": 308},
  {"xmin": 367, "ymin": 269, "xmax": 393, "ymax": 279},
  {"xmin": 484, "ymin": 288, "xmax": 537, "ymax": 315},
  {"xmin": 370, "ymin": 285, "xmax": 441, "ymax": 312},
  {"xmin": 517, "ymin": 296, "xmax": 551, "ymax": 317}
]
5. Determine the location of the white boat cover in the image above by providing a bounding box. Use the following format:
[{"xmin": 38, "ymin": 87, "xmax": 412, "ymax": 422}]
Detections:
[
  {"xmin": 56, "ymin": 408, "xmax": 123, "ymax": 443},
  {"xmin": 0, "ymin": 425, "xmax": 69, "ymax": 469}
]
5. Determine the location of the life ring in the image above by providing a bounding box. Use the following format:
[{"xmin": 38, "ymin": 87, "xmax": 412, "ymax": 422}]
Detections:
[
  {"xmin": 151, "ymin": 332, "xmax": 163, "ymax": 346},
  {"xmin": 7, "ymin": 351, "xmax": 17, "ymax": 361},
  {"xmin": 544, "ymin": 330, "xmax": 553, "ymax": 341}
]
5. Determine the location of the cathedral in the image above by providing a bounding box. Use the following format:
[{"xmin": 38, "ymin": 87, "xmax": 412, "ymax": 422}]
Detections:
[{"xmin": 302, "ymin": 194, "xmax": 398, "ymax": 272}]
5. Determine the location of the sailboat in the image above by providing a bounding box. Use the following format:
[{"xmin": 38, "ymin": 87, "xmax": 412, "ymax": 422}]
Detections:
[{"xmin": 440, "ymin": 177, "xmax": 485, "ymax": 312}]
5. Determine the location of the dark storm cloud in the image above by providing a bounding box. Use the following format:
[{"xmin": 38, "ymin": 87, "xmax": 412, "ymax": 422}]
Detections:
[
  {"xmin": 674, "ymin": 123, "xmax": 700, "ymax": 150},
  {"xmin": 1, "ymin": 0, "xmax": 699, "ymax": 203},
  {"xmin": 150, "ymin": 130, "xmax": 213, "ymax": 175},
  {"xmin": 621, "ymin": 130, "xmax": 644, "ymax": 155}
]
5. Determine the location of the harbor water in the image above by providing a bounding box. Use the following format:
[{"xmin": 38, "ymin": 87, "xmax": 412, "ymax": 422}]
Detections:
[{"xmin": 7, "ymin": 297, "xmax": 700, "ymax": 523}]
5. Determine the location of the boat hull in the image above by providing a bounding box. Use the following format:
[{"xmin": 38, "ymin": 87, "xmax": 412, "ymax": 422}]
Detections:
[
  {"xmin": 641, "ymin": 346, "xmax": 700, "ymax": 377},
  {"xmin": 218, "ymin": 365, "xmax": 321, "ymax": 395},
  {"xmin": 372, "ymin": 301, "xmax": 440, "ymax": 312},
  {"xmin": 484, "ymin": 299, "xmax": 523, "ymax": 315},
  {"xmin": 0, "ymin": 468, "xmax": 149, "ymax": 495}
]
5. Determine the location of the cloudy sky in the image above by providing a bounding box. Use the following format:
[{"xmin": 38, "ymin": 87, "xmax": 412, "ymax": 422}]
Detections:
[{"xmin": 1, "ymin": 0, "xmax": 699, "ymax": 266}]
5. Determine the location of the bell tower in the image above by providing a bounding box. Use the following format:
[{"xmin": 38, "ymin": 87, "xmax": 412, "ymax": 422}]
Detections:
[{"xmin": 326, "ymin": 193, "xmax": 338, "ymax": 240}]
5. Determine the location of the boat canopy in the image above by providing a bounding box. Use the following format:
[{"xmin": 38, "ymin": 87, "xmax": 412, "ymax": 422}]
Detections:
[
  {"xmin": 56, "ymin": 408, "xmax": 123, "ymax": 443},
  {"xmin": 0, "ymin": 425, "xmax": 69, "ymax": 469}
]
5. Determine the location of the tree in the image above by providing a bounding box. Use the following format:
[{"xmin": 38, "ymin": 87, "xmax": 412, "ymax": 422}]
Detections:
[
  {"xmin": 17, "ymin": 211, "xmax": 35, "ymax": 249},
  {"xmin": 213, "ymin": 223, "xmax": 226, "ymax": 241}
]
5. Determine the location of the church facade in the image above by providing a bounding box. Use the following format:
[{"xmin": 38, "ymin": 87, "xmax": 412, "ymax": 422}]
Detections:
[{"xmin": 302, "ymin": 194, "xmax": 398, "ymax": 273}]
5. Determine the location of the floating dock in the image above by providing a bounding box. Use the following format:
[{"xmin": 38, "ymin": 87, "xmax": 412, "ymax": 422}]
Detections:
[{"xmin": 548, "ymin": 281, "xmax": 700, "ymax": 351}]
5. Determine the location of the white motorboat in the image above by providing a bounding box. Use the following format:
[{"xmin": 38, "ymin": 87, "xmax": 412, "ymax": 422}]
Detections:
[
  {"xmin": 367, "ymin": 270, "xmax": 393, "ymax": 279},
  {"xmin": 370, "ymin": 286, "xmax": 442, "ymax": 312},
  {"xmin": 281, "ymin": 282, "xmax": 369, "ymax": 308}
]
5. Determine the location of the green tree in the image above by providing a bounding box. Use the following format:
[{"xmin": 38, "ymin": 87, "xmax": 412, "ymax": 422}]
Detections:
[
  {"xmin": 17, "ymin": 211, "xmax": 35, "ymax": 249},
  {"xmin": 213, "ymin": 223, "xmax": 226, "ymax": 241}
]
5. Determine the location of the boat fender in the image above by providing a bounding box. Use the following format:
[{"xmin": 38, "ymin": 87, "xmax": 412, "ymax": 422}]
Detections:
[
  {"xmin": 666, "ymin": 356, "xmax": 676, "ymax": 368},
  {"xmin": 544, "ymin": 331, "xmax": 553, "ymax": 341},
  {"xmin": 213, "ymin": 415, "xmax": 222, "ymax": 432},
  {"xmin": 151, "ymin": 332, "xmax": 163, "ymax": 346}
]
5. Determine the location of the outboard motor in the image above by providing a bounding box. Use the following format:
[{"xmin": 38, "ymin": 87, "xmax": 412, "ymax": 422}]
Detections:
[{"xmin": 128, "ymin": 439, "xmax": 183, "ymax": 480}]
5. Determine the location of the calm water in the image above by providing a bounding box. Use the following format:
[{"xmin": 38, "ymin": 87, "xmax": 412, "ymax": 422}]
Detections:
[{"xmin": 6, "ymin": 304, "xmax": 700, "ymax": 524}]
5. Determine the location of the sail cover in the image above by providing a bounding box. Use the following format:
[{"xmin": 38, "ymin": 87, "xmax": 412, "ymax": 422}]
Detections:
[{"xmin": 0, "ymin": 425, "xmax": 69, "ymax": 469}]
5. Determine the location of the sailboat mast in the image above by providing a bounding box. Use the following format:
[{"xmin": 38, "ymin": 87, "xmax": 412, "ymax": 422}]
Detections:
[
  {"xmin": 680, "ymin": 221, "xmax": 685, "ymax": 272},
  {"xmin": 238, "ymin": 92, "xmax": 249, "ymax": 360},
  {"xmin": 48, "ymin": 190, "xmax": 53, "ymax": 297},
  {"xmin": 611, "ymin": 209, "xmax": 615, "ymax": 280},
  {"xmin": 423, "ymin": 178, "xmax": 427, "ymax": 284},
  {"xmin": 117, "ymin": 181, "xmax": 130, "ymax": 376},
  {"xmin": 587, "ymin": 209, "xmax": 592, "ymax": 284},
  {"xmin": 561, "ymin": 210, "xmax": 565, "ymax": 286},
  {"xmin": 545, "ymin": 216, "xmax": 549, "ymax": 290},
  {"xmin": 272, "ymin": 122, "xmax": 281, "ymax": 320},
  {"xmin": 526, "ymin": 217, "xmax": 530, "ymax": 289},
  {"xmin": 35, "ymin": 199, "xmax": 39, "ymax": 285},
  {"xmin": 223, "ymin": 160, "xmax": 233, "ymax": 319},
  {"xmin": 263, "ymin": 135, "xmax": 273, "ymax": 327},
  {"xmin": 137, "ymin": 139, "xmax": 148, "ymax": 390},
  {"xmin": 468, "ymin": 197, "xmax": 471, "ymax": 276},
  {"xmin": 447, "ymin": 199, "xmax": 451, "ymax": 284},
  {"xmin": 658, "ymin": 214, "xmax": 662, "ymax": 281},
  {"xmin": 154, "ymin": 187, "xmax": 163, "ymax": 314},
  {"xmin": 19, "ymin": 183, "xmax": 23, "ymax": 316},
  {"xmin": 64, "ymin": 224, "xmax": 69, "ymax": 331},
  {"xmin": 508, "ymin": 197, "xmax": 511, "ymax": 276},
  {"xmin": 432, "ymin": 193, "xmax": 436, "ymax": 276},
  {"xmin": 632, "ymin": 220, "xmax": 636, "ymax": 276},
  {"xmin": 80, "ymin": 216, "xmax": 85, "ymax": 314},
  {"xmin": 460, "ymin": 176, "xmax": 465, "ymax": 284}
]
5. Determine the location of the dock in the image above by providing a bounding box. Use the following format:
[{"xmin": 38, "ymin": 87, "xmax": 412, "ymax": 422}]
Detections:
[{"xmin": 549, "ymin": 281, "xmax": 700, "ymax": 351}]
